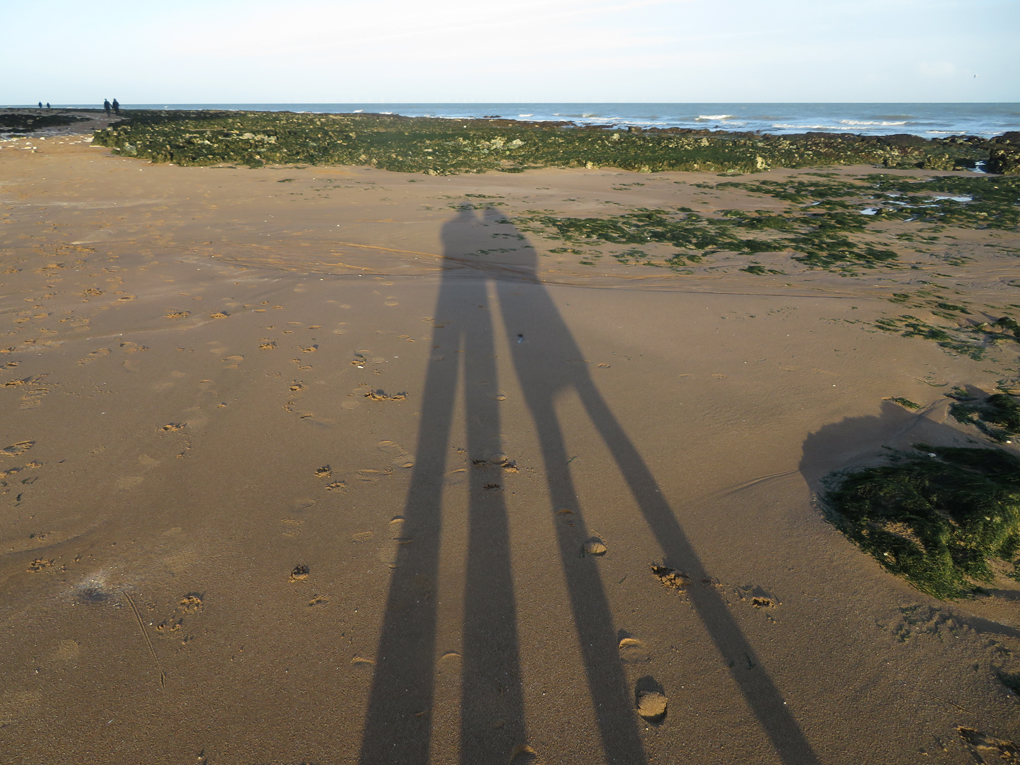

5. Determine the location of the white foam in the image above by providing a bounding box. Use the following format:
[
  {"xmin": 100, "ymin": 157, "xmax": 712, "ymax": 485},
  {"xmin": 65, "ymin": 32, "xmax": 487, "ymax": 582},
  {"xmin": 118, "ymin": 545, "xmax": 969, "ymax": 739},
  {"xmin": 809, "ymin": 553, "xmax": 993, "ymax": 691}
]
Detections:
[
  {"xmin": 772, "ymin": 123, "xmax": 858, "ymax": 131},
  {"xmin": 935, "ymin": 195, "xmax": 972, "ymax": 202},
  {"xmin": 697, "ymin": 114, "xmax": 735, "ymax": 121},
  {"xmin": 840, "ymin": 119, "xmax": 908, "ymax": 127}
]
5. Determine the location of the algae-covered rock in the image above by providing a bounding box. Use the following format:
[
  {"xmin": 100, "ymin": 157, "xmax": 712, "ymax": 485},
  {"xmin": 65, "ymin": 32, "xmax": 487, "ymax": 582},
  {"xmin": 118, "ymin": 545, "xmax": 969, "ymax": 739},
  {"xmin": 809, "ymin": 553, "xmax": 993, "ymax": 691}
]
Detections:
[
  {"xmin": 988, "ymin": 144, "xmax": 1020, "ymax": 175},
  {"xmin": 88, "ymin": 109, "xmax": 995, "ymax": 176}
]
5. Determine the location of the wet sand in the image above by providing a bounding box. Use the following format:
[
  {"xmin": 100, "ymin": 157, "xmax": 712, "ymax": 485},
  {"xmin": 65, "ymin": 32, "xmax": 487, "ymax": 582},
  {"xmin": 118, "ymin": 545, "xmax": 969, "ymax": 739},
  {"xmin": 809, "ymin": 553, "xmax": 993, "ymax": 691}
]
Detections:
[{"xmin": 1, "ymin": 130, "xmax": 1019, "ymax": 764}]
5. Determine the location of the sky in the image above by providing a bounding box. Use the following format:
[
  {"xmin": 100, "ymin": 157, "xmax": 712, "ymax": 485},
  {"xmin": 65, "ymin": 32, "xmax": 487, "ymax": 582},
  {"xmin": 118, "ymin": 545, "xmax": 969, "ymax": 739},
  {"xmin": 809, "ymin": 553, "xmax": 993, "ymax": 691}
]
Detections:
[{"xmin": 5, "ymin": 0, "xmax": 1019, "ymax": 104}]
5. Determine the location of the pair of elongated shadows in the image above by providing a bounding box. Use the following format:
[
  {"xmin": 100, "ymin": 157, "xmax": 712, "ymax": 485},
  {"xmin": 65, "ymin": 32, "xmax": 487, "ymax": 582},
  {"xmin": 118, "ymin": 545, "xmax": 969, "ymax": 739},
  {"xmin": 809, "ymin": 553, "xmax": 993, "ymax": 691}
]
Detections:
[{"xmin": 358, "ymin": 206, "xmax": 819, "ymax": 765}]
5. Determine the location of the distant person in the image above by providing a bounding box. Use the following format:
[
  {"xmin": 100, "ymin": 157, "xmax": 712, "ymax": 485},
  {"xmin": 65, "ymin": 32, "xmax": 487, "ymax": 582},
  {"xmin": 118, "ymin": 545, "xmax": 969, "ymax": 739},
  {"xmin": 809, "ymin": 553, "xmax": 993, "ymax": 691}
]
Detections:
[
  {"xmin": 38, "ymin": 101, "xmax": 43, "ymax": 109},
  {"xmin": 46, "ymin": 102, "xmax": 51, "ymax": 109},
  {"xmin": 112, "ymin": 98, "xmax": 120, "ymax": 115},
  {"xmin": 104, "ymin": 99, "xmax": 111, "ymax": 116}
]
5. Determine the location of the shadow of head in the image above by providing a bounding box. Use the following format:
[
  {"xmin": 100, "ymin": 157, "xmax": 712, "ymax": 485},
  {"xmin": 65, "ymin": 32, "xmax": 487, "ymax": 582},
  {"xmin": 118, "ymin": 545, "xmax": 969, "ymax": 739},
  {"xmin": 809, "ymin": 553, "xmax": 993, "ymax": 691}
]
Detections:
[{"xmin": 440, "ymin": 203, "xmax": 537, "ymax": 276}]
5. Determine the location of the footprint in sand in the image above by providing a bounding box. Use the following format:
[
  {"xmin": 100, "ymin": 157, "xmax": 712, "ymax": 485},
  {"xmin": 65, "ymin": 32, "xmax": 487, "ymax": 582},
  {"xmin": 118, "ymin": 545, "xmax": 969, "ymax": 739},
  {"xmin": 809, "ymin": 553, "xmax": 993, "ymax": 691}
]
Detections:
[
  {"xmin": 155, "ymin": 593, "xmax": 206, "ymax": 639},
  {"xmin": 957, "ymin": 728, "xmax": 1019, "ymax": 762},
  {"xmin": 636, "ymin": 691, "xmax": 668, "ymax": 722},
  {"xmin": 77, "ymin": 348, "xmax": 110, "ymax": 365},
  {"xmin": 355, "ymin": 469, "xmax": 389, "ymax": 483},
  {"xmin": 351, "ymin": 656, "xmax": 376, "ymax": 673},
  {"xmin": 1, "ymin": 441, "xmax": 35, "ymax": 458},
  {"xmin": 52, "ymin": 639, "xmax": 82, "ymax": 662},
  {"xmin": 510, "ymin": 745, "xmax": 542, "ymax": 765},
  {"xmin": 378, "ymin": 516, "xmax": 408, "ymax": 566},
  {"xmin": 735, "ymin": 584, "xmax": 779, "ymax": 608},
  {"xmin": 21, "ymin": 378, "xmax": 50, "ymax": 403},
  {"xmin": 651, "ymin": 564, "xmax": 690, "ymax": 594},
  {"xmin": 378, "ymin": 441, "xmax": 415, "ymax": 468},
  {"xmin": 618, "ymin": 635, "xmax": 652, "ymax": 664}
]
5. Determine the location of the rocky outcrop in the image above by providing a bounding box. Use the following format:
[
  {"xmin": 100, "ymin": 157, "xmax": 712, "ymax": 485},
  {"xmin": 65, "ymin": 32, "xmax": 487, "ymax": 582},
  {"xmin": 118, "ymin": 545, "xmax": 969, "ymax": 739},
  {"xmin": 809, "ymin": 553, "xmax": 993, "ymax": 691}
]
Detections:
[{"xmin": 988, "ymin": 137, "xmax": 1020, "ymax": 175}]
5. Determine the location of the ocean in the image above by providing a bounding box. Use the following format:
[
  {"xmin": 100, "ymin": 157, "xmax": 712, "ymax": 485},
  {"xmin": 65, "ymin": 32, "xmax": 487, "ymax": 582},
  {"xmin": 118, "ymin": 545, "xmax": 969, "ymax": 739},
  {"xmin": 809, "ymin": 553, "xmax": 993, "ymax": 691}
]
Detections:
[{"xmin": 49, "ymin": 102, "xmax": 1020, "ymax": 138}]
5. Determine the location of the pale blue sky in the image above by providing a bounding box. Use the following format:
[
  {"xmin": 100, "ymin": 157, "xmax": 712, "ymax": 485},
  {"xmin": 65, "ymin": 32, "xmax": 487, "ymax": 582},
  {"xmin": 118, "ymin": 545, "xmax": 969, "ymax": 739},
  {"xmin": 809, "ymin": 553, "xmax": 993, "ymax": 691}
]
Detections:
[{"xmin": 6, "ymin": 0, "xmax": 1018, "ymax": 104}]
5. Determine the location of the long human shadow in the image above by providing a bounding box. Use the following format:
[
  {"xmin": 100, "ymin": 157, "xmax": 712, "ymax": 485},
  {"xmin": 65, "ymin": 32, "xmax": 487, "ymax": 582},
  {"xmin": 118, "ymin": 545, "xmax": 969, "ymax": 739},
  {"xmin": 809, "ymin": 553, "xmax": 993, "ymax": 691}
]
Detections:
[
  {"xmin": 488, "ymin": 207, "xmax": 820, "ymax": 765},
  {"xmin": 359, "ymin": 205, "xmax": 820, "ymax": 765},
  {"xmin": 359, "ymin": 205, "xmax": 526, "ymax": 765}
]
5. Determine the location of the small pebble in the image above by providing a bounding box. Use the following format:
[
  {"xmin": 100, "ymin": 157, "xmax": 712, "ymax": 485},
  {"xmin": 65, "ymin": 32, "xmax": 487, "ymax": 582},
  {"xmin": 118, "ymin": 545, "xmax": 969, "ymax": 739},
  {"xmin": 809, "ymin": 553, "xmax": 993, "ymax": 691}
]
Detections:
[{"xmin": 582, "ymin": 539, "xmax": 607, "ymax": 556}]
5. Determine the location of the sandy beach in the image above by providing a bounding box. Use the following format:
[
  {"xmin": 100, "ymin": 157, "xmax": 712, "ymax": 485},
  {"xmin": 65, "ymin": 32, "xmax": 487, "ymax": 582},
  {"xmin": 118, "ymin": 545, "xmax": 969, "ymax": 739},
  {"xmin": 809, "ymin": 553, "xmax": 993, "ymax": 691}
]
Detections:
[{"xmin": 1, "ymin": 124, "xmax": 1019, "ymax": 764}]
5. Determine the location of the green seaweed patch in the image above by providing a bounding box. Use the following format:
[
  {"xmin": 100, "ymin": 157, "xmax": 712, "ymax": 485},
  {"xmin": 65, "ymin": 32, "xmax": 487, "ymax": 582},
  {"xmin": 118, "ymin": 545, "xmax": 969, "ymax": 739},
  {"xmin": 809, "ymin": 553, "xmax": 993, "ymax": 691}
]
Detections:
[
  {"xmin": 0, "ymin": 113, "xmax": 90, "ymax": 132},
  {"xmin": 520, "ymin": 205, "xmax": 904, "ymax": 273},
  {"xmin": 822, "ymin": 445, "xmax": 1020, "ymax": 599},
  {"xmin": 950, "ymin": 393, "xmax": 1020, "ymax": 443},
  {"xmin": 872, "ymin": 314, "xmax": 1020, "ymax": 360},
  {"xmin": 863, "ymin": 174, "xmax": 1020, "ymax": 230},
  {"xmin": 740, "ymin": 264, "xmax": 784, "ymax": 275},
  {"xmin": 887, "ymin": 397, "xmax": 922, "ymax": 410},
  {"xmin": 708, "ymin": 173, "xmax": 1020, "ymax": 230}
]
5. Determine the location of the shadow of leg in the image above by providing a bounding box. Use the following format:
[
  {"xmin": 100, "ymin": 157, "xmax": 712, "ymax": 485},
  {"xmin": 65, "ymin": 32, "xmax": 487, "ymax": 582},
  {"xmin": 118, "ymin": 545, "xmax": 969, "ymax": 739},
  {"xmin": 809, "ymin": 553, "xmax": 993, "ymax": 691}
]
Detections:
[
  {"xmin": 493, "ymin": 204, "xmax": 821, "ymax": 764},
  {"xmin": 461, "ymin": 284, "xmax": 526, "ymax": 763},
  {"xmin": 358, "ymin": 325, "xmax": 458, "ymax": 765}
]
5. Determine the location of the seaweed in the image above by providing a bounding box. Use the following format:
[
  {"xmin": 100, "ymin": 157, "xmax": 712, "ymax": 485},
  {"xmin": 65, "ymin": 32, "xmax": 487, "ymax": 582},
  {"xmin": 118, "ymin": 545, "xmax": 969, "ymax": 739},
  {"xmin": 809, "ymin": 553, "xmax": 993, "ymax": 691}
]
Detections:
[
  {"xmin": 950, "ymin": 393, "xmax": 1020, "ymax": 443},
  {"xmin": 713, "ymin": 173, "xmax": 1020, "ymax": 231},
  {"xmin": 822, "ymin": 445, "xmax": 1020, "ymax": 599},
  {"xmin": 0, "ymin": 113, "xmax": 90, "ymax": 132},
  {"xmin": 887, "ymin": 397, "xmax": 922, "ymax": 410},
  {"xmin": 872, "ymin": 313, "xmax": 1020, "ymax": 360},
  {"xmin": 90, "ymin": 109, "xmax": 997, "ymax": 176},
  {"xmin": 520, "ymin": 203, "xmax": 901, "ymax": 273}
]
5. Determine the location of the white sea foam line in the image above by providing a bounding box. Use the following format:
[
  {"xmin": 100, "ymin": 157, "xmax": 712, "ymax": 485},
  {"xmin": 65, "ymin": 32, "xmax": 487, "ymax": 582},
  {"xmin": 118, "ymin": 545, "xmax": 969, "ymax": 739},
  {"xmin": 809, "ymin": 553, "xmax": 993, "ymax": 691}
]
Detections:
[
  {"xmin": 771, "ymin": 123, "xmax": 863, "ymax": 131},
  {"xmin": 840, "ymin": 120, "xmax": 908, "ymax": 126}
]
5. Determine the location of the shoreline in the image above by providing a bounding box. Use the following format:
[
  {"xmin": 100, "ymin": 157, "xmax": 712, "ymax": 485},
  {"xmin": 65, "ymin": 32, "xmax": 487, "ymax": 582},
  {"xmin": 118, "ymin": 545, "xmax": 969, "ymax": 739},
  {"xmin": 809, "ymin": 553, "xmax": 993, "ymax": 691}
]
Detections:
[
  {"xmin": 4, "ymin": 101, "xmax": 1018, "ymax": 138},
  {"xmin": 4, "ymin": 103, "xmax": 1019, "ymax": 140}
]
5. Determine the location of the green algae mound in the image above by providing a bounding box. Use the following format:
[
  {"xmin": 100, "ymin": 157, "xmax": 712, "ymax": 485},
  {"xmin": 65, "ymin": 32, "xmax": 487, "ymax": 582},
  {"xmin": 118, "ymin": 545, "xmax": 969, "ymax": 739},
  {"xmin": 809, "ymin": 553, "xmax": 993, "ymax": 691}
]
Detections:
[
  {"xmin": 823, "ymin": 445, "xmax": 1020, "ymax": 599},
  {"xmin": 91, "ymin": 109, "xmax": 995, "ymax": 175}
]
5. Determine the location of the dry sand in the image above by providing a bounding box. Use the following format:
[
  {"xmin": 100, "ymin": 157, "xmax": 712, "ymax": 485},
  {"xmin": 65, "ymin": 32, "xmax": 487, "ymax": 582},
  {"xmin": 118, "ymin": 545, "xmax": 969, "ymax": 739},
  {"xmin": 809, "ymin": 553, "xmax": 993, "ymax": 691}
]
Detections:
[{"xmin": 1, "ymin": 127, "xmax": 1019, "ymax": 764}]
